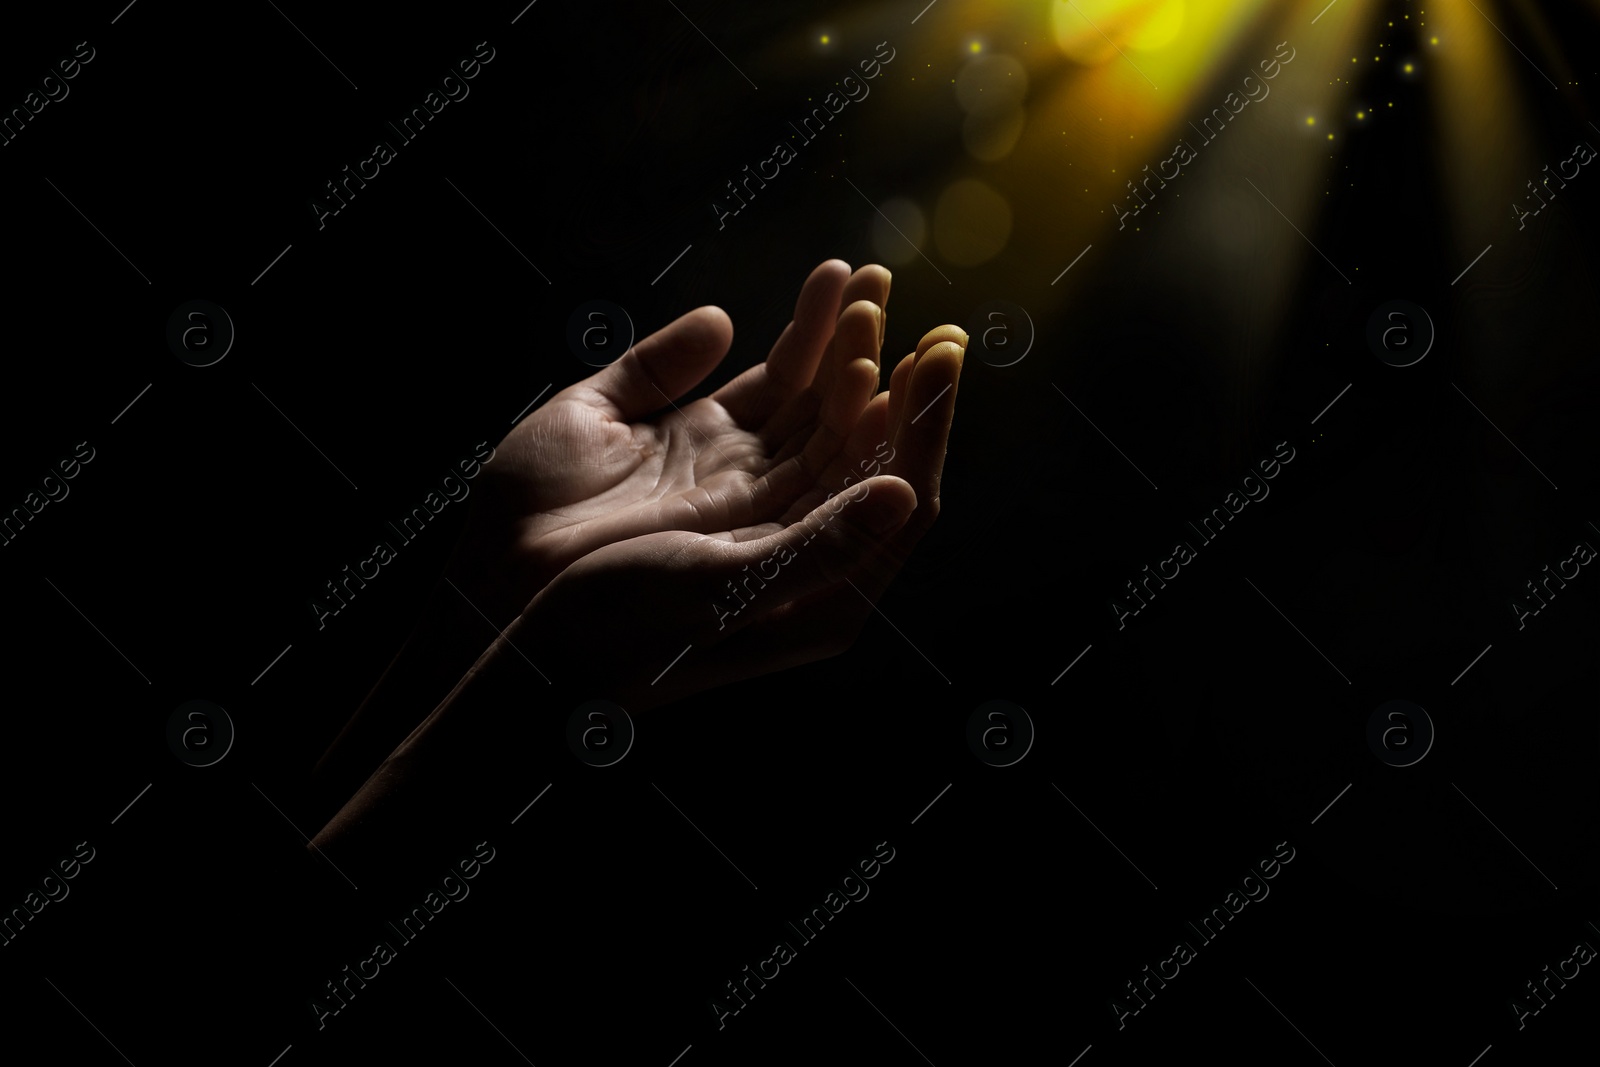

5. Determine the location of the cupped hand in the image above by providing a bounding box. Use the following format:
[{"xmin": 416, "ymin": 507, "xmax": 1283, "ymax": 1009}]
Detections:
[
  {"xmin": 309, "ymin": 321, "xmax": 964, "ymax": 859},
  {"xmin": 452, "ymin": 259, "xmax": 895, "ymax": 625},
  {"xmin": 309, "ymin": 260, "xmax": 898, "ymax": 808}
]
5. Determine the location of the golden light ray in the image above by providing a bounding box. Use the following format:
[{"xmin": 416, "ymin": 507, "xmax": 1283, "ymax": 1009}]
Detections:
[{"xmin": 1427, "ymin": 2, "xmax": 1539, "ymax": 266}]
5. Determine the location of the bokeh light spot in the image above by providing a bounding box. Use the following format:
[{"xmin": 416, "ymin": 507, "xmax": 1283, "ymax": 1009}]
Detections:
[{"xmin": 934, "ymin": 179, "xmax": 1012, "ymax": 267}]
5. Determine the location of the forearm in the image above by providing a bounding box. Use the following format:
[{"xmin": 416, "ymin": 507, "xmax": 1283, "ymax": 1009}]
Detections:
[
  {"xmin": 308, "ymin": 601, "xmax": 566, "ymax": 882},
  {"xmin": 306, "ymin": 524, "xmax": 547, "ymax": 823}
]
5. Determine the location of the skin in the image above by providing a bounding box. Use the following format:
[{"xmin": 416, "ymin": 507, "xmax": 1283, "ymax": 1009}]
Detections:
[
  {"xmin": 308, "ymin": 263, "xmax": 965, "ymax": 871},
  {"xmin": 308, "ymin": 261, "xmax": 898, "ymax": 811}
]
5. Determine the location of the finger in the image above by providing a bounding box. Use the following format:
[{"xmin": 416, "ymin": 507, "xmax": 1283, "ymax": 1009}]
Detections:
[
  {"xmin": 578, "ymin": 305, "xmax": 733, "ymax": 422},
  {"xmin": 760, "ymin": 296, "xmax": 883, "ymax": 453},
  {"xmin": 708, "ymin": 462, "xmax": 936, "ymax": 677},
  {"xmin": 712, "ymin": 259, "xmax": 849, "ymax": 425},
  {"xmin": 881, "ymin": 350, "xmax": 916, "ymax": 444},
  {"xmin": 711, "ymin": 475, "xmax": 916, "ymax": 626},
  {"xmin": 884, "ymin": 324, "xmax": 967, "ymax": 443},
  {"xmin": 815, "ymin": 266, "xmax": 890, "ymax": 400},
  {"xmin": 766, "ymin": 258, "xmax": 853, "ymax": 390},
  {"xmin": 887, "ymin": 338, "xmax": 964, "ymax": 528},
  {"xmin": 779, "ymin": 389, "xmax": 891, "ymax": 524},
  {"xmin": 798, "ymin": 298, "xmax": 883, "ymax": 456}
]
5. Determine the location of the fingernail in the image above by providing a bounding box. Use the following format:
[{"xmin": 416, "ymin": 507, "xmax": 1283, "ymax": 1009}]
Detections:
[{"xmin": 875, "ymin": 303, "xmax": 886, "ymax": 351}]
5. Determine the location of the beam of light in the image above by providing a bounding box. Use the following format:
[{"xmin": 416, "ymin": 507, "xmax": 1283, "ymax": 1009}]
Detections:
[{"xmin": 1430, "ymin": 0, "xmax": 1542, "ymax": 265}]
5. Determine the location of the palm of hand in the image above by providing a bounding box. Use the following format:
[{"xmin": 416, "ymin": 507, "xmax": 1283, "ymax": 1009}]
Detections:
[{"xmin": 448, "ymin": 261, "xmax": 893, "ymax": 622}]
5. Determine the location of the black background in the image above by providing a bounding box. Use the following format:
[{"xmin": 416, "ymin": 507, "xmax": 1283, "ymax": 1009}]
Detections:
[{"xmin": 0, "ymin": 2, "xmax": 1595, "ymax": 1065}]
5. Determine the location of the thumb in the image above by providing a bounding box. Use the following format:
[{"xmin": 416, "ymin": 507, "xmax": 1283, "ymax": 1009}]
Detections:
[
  {"xmin": 582, "ymin": 305, "xmax": 733, "ymax": 421},
  {"xmin": 713, "ymin": 476, "xmax": 917, "ymax": 615}
]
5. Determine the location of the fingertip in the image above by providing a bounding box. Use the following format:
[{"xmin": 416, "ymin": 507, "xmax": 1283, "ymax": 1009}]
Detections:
[
  {"xmin": 679, "ymin": 304, "xmax": 735, "ymax": 350},
  {"xmin": 915, "ymin": 324, "xmax": 968, "ymax": 357},
  {"xmin": 853, "ymin": 474, "xmax": 917, "ymax": 533}
]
